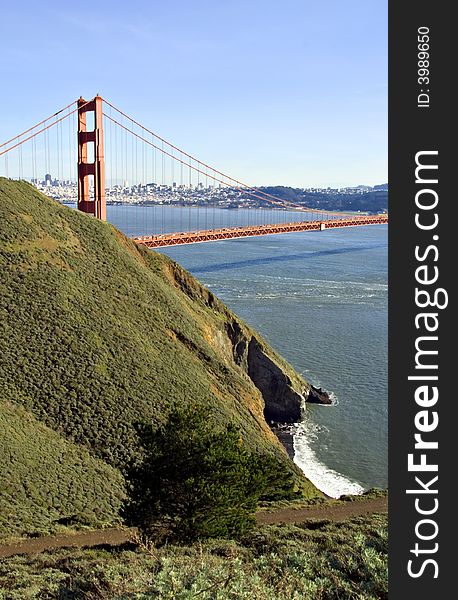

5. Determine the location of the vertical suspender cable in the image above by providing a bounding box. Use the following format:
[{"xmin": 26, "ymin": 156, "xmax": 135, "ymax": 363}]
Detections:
[
  {"xmin": 204, "ymin": 167, "xmax": 208, "ymax": 230},
  {"xmin": 32, "ymin": 134, "xmax": 36, "ymax": 183},
  {"xmin": 170, "ymin": 146, "xmax": 174, "ymax": 234},
  {"xmin": 152, "ymin": 133, "xmax": 156, "ymax": 235},
  {"xmin": 161, "ymin": 141, "xmax": 165, "ymax": 234},
  {"xmin": 67, "ymin": 107, "xmax": 71, "ymax": 186},
  {"xmin": 18, "ymin": 144, "xmax": 22, "ymax": 180},
  {"xmin": 188, "ymin": 157, "xmax": 192, "ymax": 231},
  {"xmin": 179, "ymin": 151, "xmax": 183, "ymax": 233}
]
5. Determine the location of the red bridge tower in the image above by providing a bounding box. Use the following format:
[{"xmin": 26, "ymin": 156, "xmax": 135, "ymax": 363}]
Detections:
[{"xmin": 77, "ymin": 96, "xmax": 106, "ymax": 220}]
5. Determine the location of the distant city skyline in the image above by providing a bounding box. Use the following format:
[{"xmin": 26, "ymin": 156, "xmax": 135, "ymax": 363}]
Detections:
[
  {"xmin": 33, "ymin": 173, "xmax": 388, "ymax": 217},
  {"xmin": 35, "ymin": 172, "xmax": 388, "ymax": 192},
  {"xmin": 0, "ymin": 0, "xmax": 387, "ymax": 188}
]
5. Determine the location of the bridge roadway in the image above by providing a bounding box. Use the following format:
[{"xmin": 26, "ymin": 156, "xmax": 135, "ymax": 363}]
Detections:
[{"xmin": 133, "ymin": 214, "xmax": 388, "ymax": 248}]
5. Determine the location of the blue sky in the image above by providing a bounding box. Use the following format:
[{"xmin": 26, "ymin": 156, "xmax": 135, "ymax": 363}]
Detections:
[{"xmin": 0, "ymin": 0, "xmax": 387, "ymax": 187}]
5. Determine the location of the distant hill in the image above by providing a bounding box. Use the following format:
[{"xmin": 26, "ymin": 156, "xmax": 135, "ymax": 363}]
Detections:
[
  {"xmin": 0, "ymin": 178, "xmax": 319, "ymax": 540},
  {"xmin": 257, "ymin": 186, "xmax": 388, "ymax": 213}
]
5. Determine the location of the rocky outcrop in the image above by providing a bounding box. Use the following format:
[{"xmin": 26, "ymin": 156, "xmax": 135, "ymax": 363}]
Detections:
[
  {"xmin": 307, "ymin": 385, "xmax": 332, "ymax": 405},
  {"xmin": 169, "ymin": 262, "xmax": 331, "ymax": 421},
  {"xmin": 225, "ymin": 319, "xmax": 248, "ymax": 369}
]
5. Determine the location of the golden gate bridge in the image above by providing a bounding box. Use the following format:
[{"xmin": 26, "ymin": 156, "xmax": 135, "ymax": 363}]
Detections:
[{"xmin": 0, "ymin": 95, "xmax": 388, "ymax": 246}]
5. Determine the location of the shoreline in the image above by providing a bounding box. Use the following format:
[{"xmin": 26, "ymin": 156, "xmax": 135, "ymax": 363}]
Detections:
[
  {"xmin": 272, "ymin": 426, "xmax": 296, "ymax": 461},
  {"xmin": 272, "ymin": 423, "xmax": 365, "ymax": 499}
]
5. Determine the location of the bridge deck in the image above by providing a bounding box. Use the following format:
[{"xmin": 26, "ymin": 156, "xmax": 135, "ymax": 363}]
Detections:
[{"xmin": 133, "ymin": 214, "xmax": 388, "ymax": 248}]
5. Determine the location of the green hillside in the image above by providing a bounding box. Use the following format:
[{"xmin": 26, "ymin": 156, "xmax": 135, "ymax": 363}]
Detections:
[
  {"xmin": 0, "ymin": 401, "xmax": 125, "ymax": 540},
  {"xmin": 0, "ymin": 178, "xmax": 320, "ymax": 539}
]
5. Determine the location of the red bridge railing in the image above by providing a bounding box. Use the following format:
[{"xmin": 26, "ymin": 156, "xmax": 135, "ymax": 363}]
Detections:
[{"xmin": 133, "ymin": 214, "xmax": 388, "ymax": 248}]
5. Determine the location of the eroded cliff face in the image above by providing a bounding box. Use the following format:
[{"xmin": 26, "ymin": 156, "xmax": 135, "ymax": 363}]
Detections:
[
  {"xmin": 165, "ymin": 259, "xmax": 330, "ymax": 427},
  {"xmin": 246, "ymin": 338, "xmax": 306, "ymax": 422},
  {"xmin": 224, "ymin": 319, "xmax": 310, "ymax": 423}
]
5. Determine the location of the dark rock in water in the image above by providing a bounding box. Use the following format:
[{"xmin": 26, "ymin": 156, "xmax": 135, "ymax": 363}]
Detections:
[{"xmin": 307, "ymin": 385, "xmax": 332, "ymax": 405}]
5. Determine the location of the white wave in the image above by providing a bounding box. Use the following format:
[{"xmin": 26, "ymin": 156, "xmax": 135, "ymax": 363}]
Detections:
[
  {"xmin": 328, "ymin": 391, "xmax": 339, "ymax": 406},
  {"xmin": 292, "ymin": 421, "xmax": 364, "ymax": 498},
  {"xmin": 299, "ymin": 373, "xmax": 339, "ymax": 406}
]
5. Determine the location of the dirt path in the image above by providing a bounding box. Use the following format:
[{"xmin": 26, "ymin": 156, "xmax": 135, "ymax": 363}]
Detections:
[
  {"xmin": 0, "ymin": 497, "xmax": 387, "ymax": 559},
  {"xmin": 0, "ymin": 528, "xmax": 134, "ymax": 559},
  {"xmin": 257, "ymin": 496, "xmax": 387, "ymax": 524}
]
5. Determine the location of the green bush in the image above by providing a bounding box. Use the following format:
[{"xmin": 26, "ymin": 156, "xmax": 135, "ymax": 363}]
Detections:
[{"xmin": 124, "ymin": 406, "xmax": 296, "ymax": 542}]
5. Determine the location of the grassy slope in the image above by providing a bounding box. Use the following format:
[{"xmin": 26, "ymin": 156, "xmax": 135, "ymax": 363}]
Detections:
[
  {"xmin": 0, "ymin": 178, "xmax": 319, "ymax": 538},
  {"xmin": 0, "ymin": 401, "xmax": 125, "ymax": 540},
  {"xmin": 0, "ymin": 515, "xmax": 388, "ymax": 599}
]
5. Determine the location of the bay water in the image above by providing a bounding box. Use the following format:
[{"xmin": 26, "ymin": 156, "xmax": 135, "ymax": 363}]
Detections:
[{"xmin": 106, "ymin": 205, "xmax": 388, "ymax": 497}]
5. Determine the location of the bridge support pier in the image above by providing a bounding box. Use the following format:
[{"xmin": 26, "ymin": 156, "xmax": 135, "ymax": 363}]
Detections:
[{"xmin": 77, "ymin": 96, "xmax": 106, "ymax": 220}]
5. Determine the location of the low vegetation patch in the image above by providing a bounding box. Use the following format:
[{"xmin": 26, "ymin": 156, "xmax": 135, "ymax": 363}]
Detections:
[
  {"xmin": 0, "ymin": 401, "xmax": 124, "ymax": 541},
  {"xmin": 0, "ymin": 515, "xmax": 387, "ymax": 599}
]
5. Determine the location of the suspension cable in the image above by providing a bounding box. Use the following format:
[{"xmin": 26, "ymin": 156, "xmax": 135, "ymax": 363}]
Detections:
[
  {"xmin": 103, "ymin": 98, "xmax": 307, "ymax": 210},
  {"xmin": 102, "ymin": 97, "xmax": 351, "ymax": 217},
  {"xmin": 103, "ymin": 113, "xmax": 308, "ymax": 210},
  {"xmin": 0, "ymin": 100, "xmax": 92, "ymax": 158},
  {"xmin": 0, "ymin": 100, "xmax": 77, "ymax": 150}
]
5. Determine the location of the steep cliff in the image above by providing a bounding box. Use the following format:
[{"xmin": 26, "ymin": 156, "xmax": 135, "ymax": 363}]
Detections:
[{"xmin": 0, "ymin": 178, "xmax": 321, "ymax": 539}]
